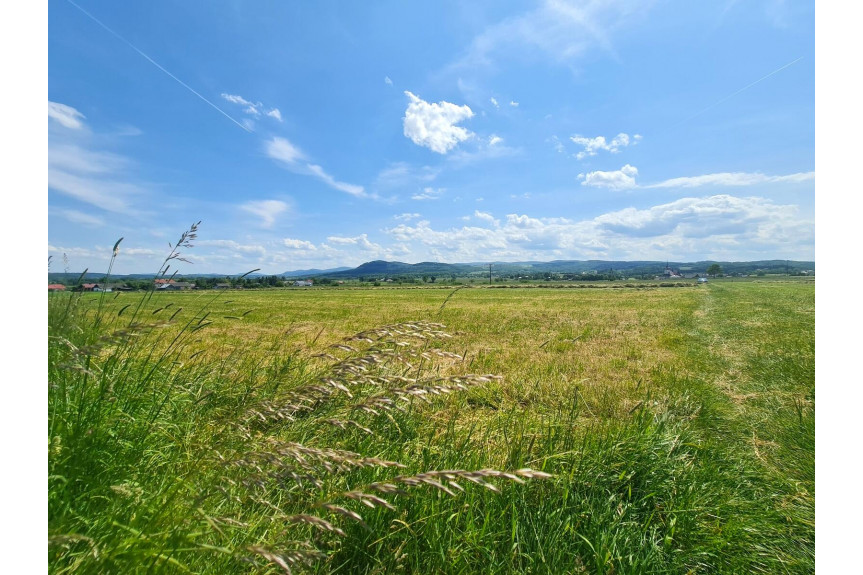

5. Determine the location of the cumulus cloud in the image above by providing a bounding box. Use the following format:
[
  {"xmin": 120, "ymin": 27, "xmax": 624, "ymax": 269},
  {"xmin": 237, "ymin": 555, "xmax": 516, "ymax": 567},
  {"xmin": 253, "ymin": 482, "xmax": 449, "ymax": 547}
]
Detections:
[
  {"xmin": 326, "ymin": 234, "xmax": 382, "ymax": 252},
  {"xmin": 647, "ymin": 171, "xmax": 815, "ymax": 188},
  {"xmin": 489, "ymin": 135, "xmax": 503, "ymax": 146},
  {"xmin": 241, "ymin": 199, "xmax": 289, "ymax": 228},
  {"xmin": 48, "ymin": 101, "xmax": 86, "ymax": 129},
  {"xmin": 474, "ymin": 210, "xmax": 499, "ymax": 226},
  {"xmin": 283, "ymin": 238, "xmax": 317, "ymax": 250},
  {"xmin": 383, "ymin": 195, "xmax": 813, "ymax": 262},
  {"xmin": 403, "ymin": 91, "xmax": 474, "ymax": 154},
  {"xmin": 571, "ymin": 132, "xmax": 640, "ymax": 160},
  {"xmin": 579, "ymin": 164, "xmax": 638, "ymax": 190},
  {"xmin": 265, "ymin": 137, "xmax": 367, "ymax": 198}
]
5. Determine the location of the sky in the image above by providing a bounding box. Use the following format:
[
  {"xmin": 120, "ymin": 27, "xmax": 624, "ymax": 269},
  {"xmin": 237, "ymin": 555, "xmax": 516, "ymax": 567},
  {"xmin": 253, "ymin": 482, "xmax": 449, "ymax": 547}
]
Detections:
[{"xmin": 47, "ymin": 0, "xmax": 815, "ymax": 275}]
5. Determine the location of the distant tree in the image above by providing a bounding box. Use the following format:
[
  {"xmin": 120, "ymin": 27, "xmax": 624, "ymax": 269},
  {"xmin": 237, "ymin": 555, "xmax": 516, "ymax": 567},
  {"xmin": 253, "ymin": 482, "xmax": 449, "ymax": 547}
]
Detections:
[{"xmin": 706, "ymin": 264, "xmax": 722, "ymax": 277}]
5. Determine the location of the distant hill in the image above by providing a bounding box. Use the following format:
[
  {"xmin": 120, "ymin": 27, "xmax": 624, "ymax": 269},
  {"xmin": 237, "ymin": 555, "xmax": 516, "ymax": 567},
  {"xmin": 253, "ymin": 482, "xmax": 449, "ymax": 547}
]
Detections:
[
  {"xmin": 303, "ymin": 259, "xmax": 815, "ymax": 279},
  {"xmin": 48, "ymin": 259, "xmax": 815, "ymax": 284},
  {"xmin": 282, "ymin": 266, "xmax": 352, "ymax": 278}
]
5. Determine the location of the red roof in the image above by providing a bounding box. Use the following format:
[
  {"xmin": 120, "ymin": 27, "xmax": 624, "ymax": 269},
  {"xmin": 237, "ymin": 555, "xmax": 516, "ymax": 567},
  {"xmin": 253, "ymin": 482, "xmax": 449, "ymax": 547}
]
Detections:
[
  {"xmin": 154, "ymin": 279, "xmax": 177, "ymax": 284},
  {"xmin": 82, "ymin": 283, "xmax": 97, "ymax": 289},
  {"xmin": 48, "ymin": 284, "xmax": 66, "ymax": 290}
]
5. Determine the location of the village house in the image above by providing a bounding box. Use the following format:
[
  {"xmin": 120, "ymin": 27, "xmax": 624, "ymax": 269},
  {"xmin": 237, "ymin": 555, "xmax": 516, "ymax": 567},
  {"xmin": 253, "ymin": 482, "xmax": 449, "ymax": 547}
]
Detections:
[
  {"xmin": 158, "ymin": 281, "xmax": 196, "ymax": 291},
  {"xmin": 48, "ymin": 284, "xmax": 66, "ymax": 291}
]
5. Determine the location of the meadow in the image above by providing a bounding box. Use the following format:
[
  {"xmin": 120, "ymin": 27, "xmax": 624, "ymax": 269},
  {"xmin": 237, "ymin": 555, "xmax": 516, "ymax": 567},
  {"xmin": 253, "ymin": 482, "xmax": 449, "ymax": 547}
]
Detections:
[{"xmin": 48, "ymin": 278, "xmax": 814, "ymax": 573}]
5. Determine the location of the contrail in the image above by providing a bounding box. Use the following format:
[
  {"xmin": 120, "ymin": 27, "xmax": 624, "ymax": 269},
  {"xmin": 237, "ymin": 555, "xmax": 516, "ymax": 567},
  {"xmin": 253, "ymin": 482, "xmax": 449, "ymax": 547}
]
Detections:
[
  {"xmin": 664, "ymin": 55, "xmax": 805, "ymax": 134},
  {"xmin": 65, "ymin": 0, "xmax": 252, "ymax": 133}
]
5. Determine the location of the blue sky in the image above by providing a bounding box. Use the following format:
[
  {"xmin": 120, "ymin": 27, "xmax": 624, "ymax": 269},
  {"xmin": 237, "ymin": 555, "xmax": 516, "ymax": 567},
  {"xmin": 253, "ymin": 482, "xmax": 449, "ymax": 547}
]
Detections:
[{"xmin": 47, "ymin": 0, "xmax": 815, "ymax": 275}]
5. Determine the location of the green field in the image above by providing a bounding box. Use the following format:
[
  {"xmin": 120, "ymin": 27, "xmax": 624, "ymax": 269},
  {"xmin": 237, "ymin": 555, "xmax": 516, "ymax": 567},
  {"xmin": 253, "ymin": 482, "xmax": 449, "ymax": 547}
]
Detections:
[{"xmin": 49, "ymin": 279, "xmax": 814, "ymax": 573}]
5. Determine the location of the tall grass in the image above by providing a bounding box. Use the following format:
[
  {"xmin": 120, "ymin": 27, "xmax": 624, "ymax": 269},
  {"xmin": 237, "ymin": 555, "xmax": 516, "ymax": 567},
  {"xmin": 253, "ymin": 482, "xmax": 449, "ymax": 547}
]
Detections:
[
  {"xmin": 48, "ymin": 230, "xmax": 552, "ymax": 574},
  {"xmin": 49, "ymin": 230, "xmax": 814, "ymax": 573}
]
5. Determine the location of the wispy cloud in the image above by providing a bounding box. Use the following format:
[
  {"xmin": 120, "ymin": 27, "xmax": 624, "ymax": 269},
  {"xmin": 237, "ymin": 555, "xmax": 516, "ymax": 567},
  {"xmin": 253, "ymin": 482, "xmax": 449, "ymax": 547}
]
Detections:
[
  {"xmin": 579, "ymin": 164, "xmax": 638, "ymax": 190},
  {"xmin": 412, "ymin": 187, "xmax": 445, "ymax": 201},
  {"xmin": 48, "ymin": 102, "xmax": 150, "ymax": 216},
  {"xmin": 48, "ymin": 101, "xmax": 86, "ymax": 129},
  {"xmin": 384, "ymin": 76, "xmax": 393, "ymax": 86},
  {"xmin": 307, "ymin": 164, "xmax": 366, "ymax": 198},
  {"xmin": 448, "ymin": 0, "xmax": 647, "ymax": 73},
  {"xmin": 241, "ymin": 199, "xmax": 289, "ymax": 229},
  {"xmin": 374, "ymin": 162, "xmax": 439, "ymax": 189},
  {"xmin": 265, "ymin": 137, "xmax": 368, "ymax": 198},
  {"xmin": 490, "ymin": 97, "xmax": 499, "ymax": 108},
  {"xmin": 571, "ymin": 132, "xmax": 640, "ymax": 160},
  {"xmin": 394, "ymin": 213, "xmax": 422, "ymax": 221},
  {"xmin": 646, "ymin": 171, "xmax": 815, "ymax": 188},
  {"xmin": 54, "ymin": 208, "xmax": 105, "ymax": 227},
  {"xmin": 403, "ymin": 91, "xmax": 474, "ymax": 154}
]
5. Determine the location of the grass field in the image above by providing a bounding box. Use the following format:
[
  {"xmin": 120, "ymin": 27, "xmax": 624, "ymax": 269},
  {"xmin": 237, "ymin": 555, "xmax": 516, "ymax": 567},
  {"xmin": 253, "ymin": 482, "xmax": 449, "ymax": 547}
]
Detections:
[{"xmin": 48, "ymin": 278, "xmax": 814, "ymax": 573}]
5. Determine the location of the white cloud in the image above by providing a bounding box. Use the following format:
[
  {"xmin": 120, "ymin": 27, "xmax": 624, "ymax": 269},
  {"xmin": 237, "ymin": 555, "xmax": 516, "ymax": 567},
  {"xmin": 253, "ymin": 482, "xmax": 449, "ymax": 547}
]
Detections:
[
  {"xmin": 394, "ymin": 213, "xmax": 421, "ymax": 221},
  {"xmin": 197, "ymin": 239, "xmax": 267, "ymax": 256},
  {"xmin": 306, "ymin": 164, "xmax": 367, "ymax": 197},
  {"xmin": 579, "ymin": 164, "xmax": 638, "ymax": 190},
  {"xmin": 266, "ymin": 137, "xmax": 307, "ymax": 165},
  {"xmin": 647, "ymin": 171, "xmax": 815, "ymax": 188},
  {"xmin": 326, "ymin": 234, "xmax": 382, "ymax": 252},
  {"xmin": 450, "ymin": 1, "xmax": 647, "ymax": 72},
  {"xmin": 412, "ymin": 187, "xmax": 445, "ymax": 200},
  {"xmin": 265, "ymin": 137, "xmax": 367, "ymax": 198},
  {"xmin": 222, "ymin": 93, "xmax": 282, "ymax": 124},
  {"xmin": 385, "ymin": 76, "xmax": 393, "ymax": 86},
  {"xmin": 375, "ymin": 162, "xmax": 439, "ymax": 189},
  {"xmin": 510, "ymin": 100, "xmax": 519, "ymax": 107},
  {"xmin": 549, "ymin": 135, "xmax": 566, "ymax": 154},
  {"xmin": 490, "ymin": 97, "xmax": 499, "ymax": 108},
  {"xmin": 283, "ymin": 238, "xmax": 317, "ymax": 250},
  {"xmin": 241, "ymin": 200, "xmax": 289, "ymax": 229},
  {"xmin": 221, "ymin": 93, "xmax": 254, "ymax": 106},
  {"xmin": 48, "ymin": 101, "xmax": 86, "ymax": 129},
  {"xmin": 56, "ymin": 209, "xmax": 105, "ymax": 227},
  {"xmin": 571, "ymin": 132, "xmax": 639, "ymax": 160},
  {"xmin": 474, "ymin": 210, "xmax": 499, "ymax": 226},
  {"xmin": 49, "ymin": 159, "xmax": 145, "ymax": 214},
  {"xmin": 383, "ymin": 195, "xmax": 812, "ymax": 262},
  {"xmin": 403, "ymin": 91, "xmax": 474, "ymax": 154},
  {"xmin": 489, "ymin": 135, "xmax": 503, "ymax": 146}
]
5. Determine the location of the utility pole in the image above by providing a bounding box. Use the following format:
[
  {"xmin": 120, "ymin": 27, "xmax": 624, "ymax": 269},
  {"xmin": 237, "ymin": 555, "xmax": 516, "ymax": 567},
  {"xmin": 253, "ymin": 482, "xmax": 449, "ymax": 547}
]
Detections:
[{"xmin": 488, "ymin": 263, "xmax": 493, "ymax": 285}]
